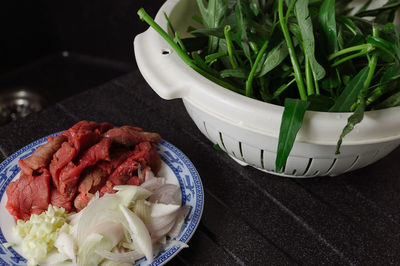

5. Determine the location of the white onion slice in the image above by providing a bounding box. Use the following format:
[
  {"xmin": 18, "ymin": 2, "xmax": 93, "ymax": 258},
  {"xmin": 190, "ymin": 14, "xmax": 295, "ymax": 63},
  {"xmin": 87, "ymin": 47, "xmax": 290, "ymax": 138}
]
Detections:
[
  {"xmin": 95, "ymin": 249, "xmax": 144, "ymax": 263},
  {"xmin": 114, "ymin": 185, "xmax": 152, "ymax": 207},
  {"xmin": 140, "ymin": 177, "xmax": 166, "ymax": 192},
  {"xmin": 168, "ymin": 206, "xmax": 190, "ymax": 238},
  {"xmin": 148, "ymin": 184, "xmax": 181, "ymax": 205},
  {"xmin": 150, "ymin": 203, "xmax": 181, "ymax": 218},
  {"xmin": 119, "ymin": 205, "xmax": 153, "ymax": 262},
  {"xmin": 54, "ymin": 232, "xmax": 77, "ymax": 264}
]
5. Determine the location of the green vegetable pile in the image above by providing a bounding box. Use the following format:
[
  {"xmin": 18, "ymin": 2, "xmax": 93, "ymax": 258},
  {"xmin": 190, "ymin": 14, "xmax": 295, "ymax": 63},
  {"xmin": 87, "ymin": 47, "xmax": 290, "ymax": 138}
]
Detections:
[{"xmin": 138, "ymin": 0, "xmax": 400, "ymax": 172}]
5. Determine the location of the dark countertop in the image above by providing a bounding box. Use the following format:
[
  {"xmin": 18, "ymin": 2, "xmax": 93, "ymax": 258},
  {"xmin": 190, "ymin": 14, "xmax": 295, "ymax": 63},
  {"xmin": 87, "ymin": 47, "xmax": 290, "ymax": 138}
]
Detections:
[{"xmin": 0, "ymin": 69, "xmax": 400, "ymax": 265}]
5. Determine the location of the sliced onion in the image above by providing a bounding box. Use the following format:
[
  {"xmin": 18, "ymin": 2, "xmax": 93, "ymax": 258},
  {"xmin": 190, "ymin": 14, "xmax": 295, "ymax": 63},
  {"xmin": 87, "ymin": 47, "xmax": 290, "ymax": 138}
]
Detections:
[
  {"xmin": 76, "ymin": 194, "xmax": 122, "ymax": 245},
  {"xmin": 95, "ymin": 249, "xmax": 144, "ymax": 263},
  {"xmin": 144, "ymin": 169, "xmax": 155, "ymax": 181},
  {"xmin": 54, "ymin": 231, "xmax": 76, "ymax": 263},
  {"xmin": 114, "ymin": 185, "xmax": 152, "ymax": 207},
  {"xmin": 119, "ymin": 205, "xmax": 153, "ymax": 262},
  {"xmin": 148, "ymin": 184, "xmax": 181, "ymax": 205},
  {"xmin": 140, "ymin": 177, "xmax": 165, "ymax": 192},
  {"xmin": 150, "ymin": 203, "xmax": 181, "ymax": 218},
  {"xmin": 40, "ymin": 251, "xmax": 69, "ymax": 266},
  {"xmin": 133, "ymin": 199, "xmax": 151, "ymax": 223},
  {"xmin": 168, "ymin": 205, "xmax": 190, "ymax": 238}
]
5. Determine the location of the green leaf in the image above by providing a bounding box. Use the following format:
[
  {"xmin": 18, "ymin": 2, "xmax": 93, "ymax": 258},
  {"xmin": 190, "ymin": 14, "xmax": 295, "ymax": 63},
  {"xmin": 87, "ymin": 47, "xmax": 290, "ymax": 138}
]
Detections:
[
  {"xmin": 329, "ymin": 66, "xmax": 370, "ymax": 112},
  {"xmin": 335, "ymin": 100, "xmax": 366, "ymax": 154},
  {"xmin": 307, "ymin": 94, "xmax": 334, "ymax": 111},
  {"xmin": 295, "ymin": 0, "xmax": 326, "ymax": 81},
  {"xmin": 234, "ymin": 0, "xmax": 252, "ymax": 63},
  {"xmin": 318, "ymin": 0, "xmax": 338, "ymax": 53},
  {"xmin": 196, "ymin": 0, "xmax": 227, "ymax": 53},
  {"xmin": 189, "ymin": 27, "xmax": 225, "ymax": 39},
  {"xmin": 220, "ymin": 68, "xmax": 248, "ymax": 78},
  {"xmin": 367, "ymin": 35, "xmax": 397, "ymax": 61},
  {"xmin": 256, "ymin": 40, "xmax": 289, "ymax": 77},
  {"xmin": 367, "ymin": 65, "xmax": 400, "ymax": 106},
  {"xmin": 374, "ymin": 91, "xmax": 400, "ymax": 109},
  {"xmin": 276, "ymin": 98, "xmax": 310, "ymax": 172}
]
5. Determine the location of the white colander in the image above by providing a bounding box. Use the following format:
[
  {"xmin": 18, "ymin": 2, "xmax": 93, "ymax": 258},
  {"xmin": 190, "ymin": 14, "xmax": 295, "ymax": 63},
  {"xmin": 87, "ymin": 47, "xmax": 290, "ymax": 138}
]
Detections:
[{"xmin": 134, "ymin": 0, "xmax": 400, "ymax": 177}]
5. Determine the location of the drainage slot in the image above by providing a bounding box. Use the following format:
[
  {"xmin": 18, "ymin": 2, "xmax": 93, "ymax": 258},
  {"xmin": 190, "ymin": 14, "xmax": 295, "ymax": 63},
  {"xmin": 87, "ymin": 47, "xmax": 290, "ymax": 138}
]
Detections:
[
  {"xmin": 203, "ymin": 121, "xmax": 211, "ymax": 139},
  {"xmin": 219, "ymin": 132, "xmax": 227, "ymax": 151},
  {"xmin": 302, "ymin": 158, "xmax": 313, "ymax": 176},
  {"xmin": 260, "ymin": 150, "xmax": 265, "ymax": 169},
  {"xmin": 239, "ymin": 142, "xmax": 245, "ymax": 161},
  {"xmin": 326, "ymin": 158, "xmax": 337, "ymax": 174},
  {"xmin": 347, "ymin": 155, "xmax": 360, "ymax": 172},
  {"xmin": 161, "ymin": 49, "xmax": 171, "ymax": 55}
]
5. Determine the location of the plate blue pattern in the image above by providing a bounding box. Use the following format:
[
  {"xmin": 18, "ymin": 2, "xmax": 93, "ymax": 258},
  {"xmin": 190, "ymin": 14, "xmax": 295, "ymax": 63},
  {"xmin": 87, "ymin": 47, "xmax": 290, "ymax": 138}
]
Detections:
[{"xmin": 0, "ymin": 133, "xmax": 204, "ymax": 266}]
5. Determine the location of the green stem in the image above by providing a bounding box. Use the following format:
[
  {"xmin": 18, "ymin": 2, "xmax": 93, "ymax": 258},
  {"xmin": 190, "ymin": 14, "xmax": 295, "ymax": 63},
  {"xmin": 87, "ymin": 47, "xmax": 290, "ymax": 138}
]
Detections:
[
  {"xmin": 224, "ymin": 25, "xmax": 238, "ymax": 69},
  {"xmin": 328, "ymin": 43, "xmax": 374, "ymax": 61},
  {"xmin": 314, "ymin": 78, "xmax": 320, "ymax": 95},
  {"xmin": 363, "ymin": 27, "xmax": 379, "ymax": 90},
  {"xmin": 351, "ymin": 26, "xmax": 379, "ymax": 111},
  {"xmin": 138, "ymin": 8, "xmax": 242, "ymax": 95},
  {"xmin": 138, "ymin": 8, "xmax": 195, "ymax": 68},
  {"xmin": 194, "ymin": 65, "xmax": 244, "ymax": 94},
  {"xmin": 273, "ymin": 78, "xmax": 296, "ymax": 99},
  {"xmin": 164, "ymin": 12, "xmax": 176, "ymax": 36},
  {"xmin": 205, "ymin": 51, "xmax": 228, "ymax": 64},
  {"xmin": 246, "ymin": 39, "xmax": 270, "ymax": 97},
  {"xmin": 174, "ymin": 31, "xmax": 187, "ymax": 54},
  {"xmin": 305, "ymin": 56, "xmax": 315, "ymax": 95},
  {"xmin": 285, "ymin": 0, "xmax": 297, "ymax": 23},
  {"xmin": 278, "ymin": 0, "xmax": 307, "ymax": 101},
  {"xmin": 331, "ymin": 49, "xmax": 372, "ymax": 67}
]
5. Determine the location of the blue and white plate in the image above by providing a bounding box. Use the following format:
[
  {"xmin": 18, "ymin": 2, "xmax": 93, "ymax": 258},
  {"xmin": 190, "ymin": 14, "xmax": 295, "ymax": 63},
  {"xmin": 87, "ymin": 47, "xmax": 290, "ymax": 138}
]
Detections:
[{"xmin": 0, "ymin": 133, "xmax": 204, "ymax": 265}]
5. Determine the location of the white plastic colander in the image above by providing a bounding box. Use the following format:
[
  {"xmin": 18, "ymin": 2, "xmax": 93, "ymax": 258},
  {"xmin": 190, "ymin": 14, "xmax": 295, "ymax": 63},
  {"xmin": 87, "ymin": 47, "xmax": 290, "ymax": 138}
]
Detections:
[{"xmin": 134, "ymin": 0, "xmax": 400, "ymax": 177}]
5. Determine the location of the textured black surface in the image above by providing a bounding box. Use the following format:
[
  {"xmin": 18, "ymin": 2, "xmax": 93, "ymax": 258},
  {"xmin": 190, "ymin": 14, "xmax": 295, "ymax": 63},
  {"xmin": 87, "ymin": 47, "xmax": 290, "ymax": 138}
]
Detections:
[
  {"xmin": 0, "ymin": 70, "xmax": 400, "ymax": 265},
  {"xmin": 1, "ymin": 0, "xmax": 400, "ymax": 265}
]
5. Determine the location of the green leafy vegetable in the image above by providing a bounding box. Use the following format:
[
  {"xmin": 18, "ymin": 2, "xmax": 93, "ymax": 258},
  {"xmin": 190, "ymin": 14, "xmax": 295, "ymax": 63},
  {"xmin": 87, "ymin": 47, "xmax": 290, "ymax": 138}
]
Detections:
[
  {"xmin": 139, "ymin": 0, "xmax": 400, "ymax": 172},
  {"xmin": 276, "ymin": 98, "xmax": 310, "ymax": 172},
  {"xmin": 319, "ymin": 0, "xmax": 338, "ymax": 53},
  {"xmin": 329, "ymin": 66, "xmax": 369, "ymax": 112}
]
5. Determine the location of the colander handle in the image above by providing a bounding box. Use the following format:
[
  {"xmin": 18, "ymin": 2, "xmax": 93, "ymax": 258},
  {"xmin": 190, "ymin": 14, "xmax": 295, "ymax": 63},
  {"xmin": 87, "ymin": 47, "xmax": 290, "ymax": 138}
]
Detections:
[{"xmin": 134, "ymin": 28, "xmax": 194, "ymax": 100}]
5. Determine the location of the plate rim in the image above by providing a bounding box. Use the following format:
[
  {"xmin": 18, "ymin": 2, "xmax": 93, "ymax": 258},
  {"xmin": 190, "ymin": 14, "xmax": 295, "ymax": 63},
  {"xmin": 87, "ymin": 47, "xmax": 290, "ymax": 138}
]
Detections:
[{"xmin": 0, "ymin": 132, "xmax": 204, "ymax": 266}]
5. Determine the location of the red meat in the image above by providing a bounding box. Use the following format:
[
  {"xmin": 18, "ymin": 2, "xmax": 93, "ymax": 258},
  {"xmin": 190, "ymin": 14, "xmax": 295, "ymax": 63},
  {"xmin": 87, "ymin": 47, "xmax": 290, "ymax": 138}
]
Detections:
[
  {"xmin": 5, "ymin": 169, "xmax": 51, "ymax": 221},
  {"xmin": 104, "ymin": 126, "xmax": 161, "ymax": 147},
  {"xmin": 62, "ymin": 121, "xmax": 113, "ymax": 153},
  {"xmin": 50, "ymin": 187, "xmax": 73, "ymax": 212},
  {"xmin": 19, "ymin": 134, "xmax": 67, "ymax": 175},
  {"xmin": 49, "ymin": 142, "xmax": 77, "ymax": 188},
  {"xmin": 107, "ymin": 156, "xmax": 140, "ymax": 186},
  {"xmin": 6, "ymin": 121, "xmax": 162, "ymax": 222},
  {"xmin": 57, "ymin": 138, "xmax": 112, "ymax": 198},
  {"xmin": 75, "ymin": 166, "xmax": 109, "ymax": 211}
]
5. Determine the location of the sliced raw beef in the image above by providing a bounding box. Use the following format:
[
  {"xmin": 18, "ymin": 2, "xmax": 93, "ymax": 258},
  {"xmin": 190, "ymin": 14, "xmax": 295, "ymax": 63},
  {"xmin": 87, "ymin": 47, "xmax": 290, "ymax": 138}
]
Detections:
[
  {"xmin": 104, "ymin": 126, "xmax": 161, "ymax": 147},
  {"xmin": 50, "ymin": 187, "xmax": 74, "ymax": 212},
  {"xmin": 74, "ymin": 166, "xmax": 109, "ymax": 211},
  {"xmin": 107, "ymin": 155, "xmax": 140, "ymax": 186},
  {"xmin": 49, "ymin": 142, "xmax": 77, "ymax": 188},
  {"xmin": 57, "ymin": 138, "xmax": 112, "ymax": 200},
  {"xmin": 6, "ymin": 121, "xmax": 163, "ymax": 221},
  {"xmin": 19, "ymin": 135, "xmax": 67, "ymax": 175},
  {"xmin": 62, "ymin": 121, "xmax": 113, "ymax": 153},
  {"xmin": 5, "ymin": 169, "xmax": 51, "ymax": 221}
]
